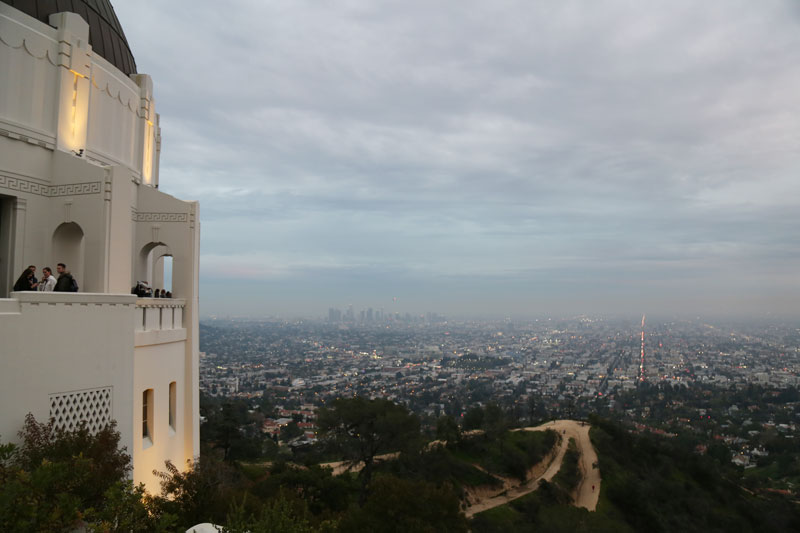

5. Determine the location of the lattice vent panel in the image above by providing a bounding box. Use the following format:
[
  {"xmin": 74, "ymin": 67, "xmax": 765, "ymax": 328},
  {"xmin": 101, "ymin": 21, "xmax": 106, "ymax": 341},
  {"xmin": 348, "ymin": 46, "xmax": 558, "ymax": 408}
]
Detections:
[{"xmin": 49, "ymin": 387, "xmax": 113, "ymax": 433}]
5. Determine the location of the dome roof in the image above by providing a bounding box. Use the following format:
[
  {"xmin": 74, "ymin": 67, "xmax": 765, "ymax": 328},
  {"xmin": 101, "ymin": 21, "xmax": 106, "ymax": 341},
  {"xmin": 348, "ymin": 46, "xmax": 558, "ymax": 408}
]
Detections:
[{"xmin": 2, "ymin": 0, "xmax": 136, "ymax": 75}]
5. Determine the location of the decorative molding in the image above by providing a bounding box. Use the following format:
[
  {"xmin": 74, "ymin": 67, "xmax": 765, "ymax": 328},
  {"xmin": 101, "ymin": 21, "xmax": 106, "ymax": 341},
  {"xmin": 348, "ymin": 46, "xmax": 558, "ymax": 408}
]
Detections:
[
  {"xmin": 50, "ymin": 182, "xmax": 102, "ymax": 197},
  {"xmin": 0, "ymin": 21, "xmax": 144, "ymax": 117},
  {"xmin": 0, "ymin": 127, "xmax": 54, "ymax": 149},
  {"xmin": 0, "ymin": 174, "xmax": 102, "ymax": 197},
  {"xmin": 49, "ymin": 387, "xmax": 113, "ymax": 434},
  {"xmin": 91, "ymin": 74, "xmax": 139, "ymax": 114},
  {"xmin": 0, "ymin": 174, "xmax": 48, "ymax": 195},
  {"xmin": 0, "ymin": 29, "xmax": 59, "ymax": 67},
  {"xmin": 103, "ymin": 177, "xmax": 112, "ymax": 202},
  {"xmin": 134, "ymin": 212, "xmax": 188, "ymax": 223}
]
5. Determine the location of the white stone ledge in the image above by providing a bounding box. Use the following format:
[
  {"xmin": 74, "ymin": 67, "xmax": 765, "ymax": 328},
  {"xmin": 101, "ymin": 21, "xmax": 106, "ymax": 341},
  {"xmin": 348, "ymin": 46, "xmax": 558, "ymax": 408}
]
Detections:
[
  {"xmin": 135, "ymin": 328, "xmax": 187, "ymax": 347},
  {"xmin": 0, "ymin": 298, "xmax": 21, "ymax": 314},
  {"xmin": 11, "ymin": 291, "xmax": 137, "ymax": 306},
  {"xmin": 0, "ymin": 117, "xmax": 56, "ymax": 147}
]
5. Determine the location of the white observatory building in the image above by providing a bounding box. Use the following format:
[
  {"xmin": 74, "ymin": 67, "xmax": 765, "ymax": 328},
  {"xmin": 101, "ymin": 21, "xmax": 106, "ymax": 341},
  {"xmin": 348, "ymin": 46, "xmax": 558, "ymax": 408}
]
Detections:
[{"xmin": 0, "ymin": 0, "xmax": 200, "ymax": 493}]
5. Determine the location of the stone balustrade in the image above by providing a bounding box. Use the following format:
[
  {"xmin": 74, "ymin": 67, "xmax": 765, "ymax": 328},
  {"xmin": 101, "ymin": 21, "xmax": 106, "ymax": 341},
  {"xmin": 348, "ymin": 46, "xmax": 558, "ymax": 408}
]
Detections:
[
  {"xmin": 135, "ymin": 298, "xmax": 186, "ymax": 332},
  {"xmin": 134, "ymin": 298, "xmax": 187, "ymax": 347}
]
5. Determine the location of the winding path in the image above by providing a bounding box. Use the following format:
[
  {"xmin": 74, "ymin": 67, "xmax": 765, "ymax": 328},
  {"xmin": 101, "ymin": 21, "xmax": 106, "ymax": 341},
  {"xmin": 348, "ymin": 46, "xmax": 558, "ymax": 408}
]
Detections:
[
  {"xmin": 465, "ymin": 419, "xmax": 600, "ymax": 516},
  {"xmin": 319, "ymin": 419, "xmax": 601, "ymax": 516}
]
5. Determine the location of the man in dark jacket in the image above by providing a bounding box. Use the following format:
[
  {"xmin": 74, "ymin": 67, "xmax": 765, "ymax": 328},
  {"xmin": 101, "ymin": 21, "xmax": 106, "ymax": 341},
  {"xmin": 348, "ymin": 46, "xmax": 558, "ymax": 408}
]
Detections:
[
  {"xmin": 27, "ymin": 265, "xmax": 39, "ymax": 290},
  {"xmin": 54, "ymin": 263, "xmax": 75, "ymax": 292}
]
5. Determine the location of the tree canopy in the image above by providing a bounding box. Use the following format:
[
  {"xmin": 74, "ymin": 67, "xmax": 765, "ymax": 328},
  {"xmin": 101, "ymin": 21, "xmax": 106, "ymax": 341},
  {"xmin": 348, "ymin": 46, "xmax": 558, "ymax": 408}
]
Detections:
[
  {"xmin": 317, "ymin": 397, "xmax": 420, "ymax": 503},
  {"xmin": 0, "ymin": 414, "xmax": 173, "ymax": 532}
]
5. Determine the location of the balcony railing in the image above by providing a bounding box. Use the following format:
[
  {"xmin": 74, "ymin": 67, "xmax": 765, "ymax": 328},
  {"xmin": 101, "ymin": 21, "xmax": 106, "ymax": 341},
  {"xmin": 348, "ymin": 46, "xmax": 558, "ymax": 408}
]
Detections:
[
  {"xmin": 135, "ymin": 298, "xmax": 186, "ymax": 332},
  {"xmin": 7, "ymin": 291, "xmax": 137, "ymax": 307}
]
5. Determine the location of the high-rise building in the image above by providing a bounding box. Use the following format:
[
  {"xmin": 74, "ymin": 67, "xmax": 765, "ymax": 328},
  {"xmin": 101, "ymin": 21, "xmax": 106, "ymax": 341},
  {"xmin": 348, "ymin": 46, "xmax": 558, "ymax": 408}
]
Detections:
[{"xmin": 0, "ymin": 1, "xmax": 200, "ymax": 494}]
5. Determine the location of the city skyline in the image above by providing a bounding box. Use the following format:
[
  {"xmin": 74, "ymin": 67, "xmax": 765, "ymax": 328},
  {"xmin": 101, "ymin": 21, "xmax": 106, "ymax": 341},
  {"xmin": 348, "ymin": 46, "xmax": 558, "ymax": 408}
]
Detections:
[{"xmin": 116, "ymin": 1, "xmax": 800, "ymax": 318}]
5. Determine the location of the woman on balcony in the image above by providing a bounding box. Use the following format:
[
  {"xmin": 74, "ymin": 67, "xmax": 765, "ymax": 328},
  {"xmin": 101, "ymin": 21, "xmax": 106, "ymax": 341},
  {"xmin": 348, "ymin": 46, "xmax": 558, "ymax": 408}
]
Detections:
[{"xmin": 13, "ymin": 268, "xmax": 34, "ymax": 292}]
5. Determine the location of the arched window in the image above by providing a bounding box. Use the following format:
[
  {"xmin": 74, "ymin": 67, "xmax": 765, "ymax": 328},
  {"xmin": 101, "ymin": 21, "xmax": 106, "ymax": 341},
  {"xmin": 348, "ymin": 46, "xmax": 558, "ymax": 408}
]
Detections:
[
  {"xmin": 142, "ymin": 388, "xmax": 154, "ymax": 447},
  {"xmin": 52, "ymin": 222, "xmax": 84, "ymax": 286},
  {"xmin": 169, "ymin": 381, "xmax": 177, "ymax": 432}
]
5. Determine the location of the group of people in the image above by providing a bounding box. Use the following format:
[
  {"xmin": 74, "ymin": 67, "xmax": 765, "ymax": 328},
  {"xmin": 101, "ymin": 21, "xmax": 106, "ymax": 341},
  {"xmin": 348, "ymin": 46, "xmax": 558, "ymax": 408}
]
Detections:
[
  {"xmin": 131, "ymin": 280, "xmax": 172, "ymax": 298},
  {"xmin": 13, "ymin": 263, "xmax": 77, "ymax": 292}
]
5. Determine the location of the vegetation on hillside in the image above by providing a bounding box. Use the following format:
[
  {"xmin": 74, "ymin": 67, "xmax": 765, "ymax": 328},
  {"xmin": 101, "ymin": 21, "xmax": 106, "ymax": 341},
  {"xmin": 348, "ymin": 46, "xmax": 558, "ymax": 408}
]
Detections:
[
  {"xmin": 448, "ymin": 428, "xmax": 558, "ymax": 481},
  {"xmin": 592, "ymin": 416, "xmax": 800, "ymax": 532},
  {"xmin": 4, "ymin": 400, "xmax": 799, "ymax": 532},
  {"xmin": 471, "ymin": 415, "xmax": 800, "ymax": 532},
  {"xmin": 0, "ymin": 400, "xmax": 562, "ymax": 532},
  {"xmin": 552, "ymin": 437, "xmax": 581, "ymax": 495}
]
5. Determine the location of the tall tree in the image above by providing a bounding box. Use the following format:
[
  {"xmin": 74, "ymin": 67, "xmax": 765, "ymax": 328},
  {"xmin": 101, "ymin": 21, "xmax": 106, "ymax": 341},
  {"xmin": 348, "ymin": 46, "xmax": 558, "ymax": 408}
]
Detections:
[
  {"xmin": 527, "ymin": 395, "xmax": 538, "ymax": 426},
  {"xmin": 317, "ymin": 398, "xmax": 419, "ymax": 505},
  {"xmin": 482, "ymin": 402, "xmax": 507, "ymax": 439},
  {"xmin": 462, "ymin": 406, "xmax": 485, "ymax": 431},
  {"xmin": 436, "ymin": 415, "xmax": 461, "ymax": 445}
]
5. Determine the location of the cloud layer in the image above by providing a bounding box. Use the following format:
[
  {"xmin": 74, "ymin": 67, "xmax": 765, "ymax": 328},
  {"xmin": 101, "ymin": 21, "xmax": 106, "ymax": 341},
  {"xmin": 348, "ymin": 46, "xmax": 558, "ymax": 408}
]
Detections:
[{"xmin": 115, "ymin": 1, "xmax": 800, "ymax": 318}]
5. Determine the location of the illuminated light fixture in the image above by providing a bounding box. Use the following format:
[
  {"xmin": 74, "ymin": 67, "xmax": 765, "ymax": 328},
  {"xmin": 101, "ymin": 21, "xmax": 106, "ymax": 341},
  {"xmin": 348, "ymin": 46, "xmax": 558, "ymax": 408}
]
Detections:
[
  {"xmin": 71, "ymin": 73, "xmax": 79, "ymax": 141},
  {"xmin": 142, "ymin": 119, "xmax": 154, "ymax": 184}
]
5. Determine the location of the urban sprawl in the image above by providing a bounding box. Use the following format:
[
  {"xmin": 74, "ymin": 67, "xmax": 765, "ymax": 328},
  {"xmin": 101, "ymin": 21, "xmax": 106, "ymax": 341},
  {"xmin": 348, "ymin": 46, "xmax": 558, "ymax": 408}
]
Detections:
[{"xmin": 200, "ymin": 314, "xmax": 800, "ymax": 471}]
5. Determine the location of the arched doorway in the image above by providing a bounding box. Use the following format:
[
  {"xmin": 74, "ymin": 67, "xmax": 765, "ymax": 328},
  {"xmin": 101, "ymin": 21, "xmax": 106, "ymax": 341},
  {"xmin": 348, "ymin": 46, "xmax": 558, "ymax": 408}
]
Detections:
[
  {"xmin": 52, "ymin": 222, "xmax": 84, "ymax": 286},
  {"xmin": 0, "ymin": 195, "xmax": 15, "ymax": 296},
  {"xmin": 136, "ymin": 242, "xmax": 173, "ymax": 294},
  {"xmin": 153, "ymin": 253, "xmax": 173, "ymax": 294}
]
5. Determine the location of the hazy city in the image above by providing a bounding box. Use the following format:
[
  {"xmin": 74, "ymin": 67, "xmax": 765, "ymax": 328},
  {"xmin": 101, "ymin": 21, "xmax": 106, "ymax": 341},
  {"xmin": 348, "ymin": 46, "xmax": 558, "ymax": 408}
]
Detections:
[{"xmin": 199, "ymin": 313, "xmax": 798, "ymax": 457}]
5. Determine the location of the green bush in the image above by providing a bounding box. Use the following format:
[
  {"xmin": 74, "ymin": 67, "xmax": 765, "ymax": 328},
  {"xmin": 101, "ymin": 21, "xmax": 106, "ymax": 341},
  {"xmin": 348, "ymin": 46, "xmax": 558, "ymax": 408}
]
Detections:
[{"xmin": 0, "ymin": 414, "xmax": 173, "ymax": 532}]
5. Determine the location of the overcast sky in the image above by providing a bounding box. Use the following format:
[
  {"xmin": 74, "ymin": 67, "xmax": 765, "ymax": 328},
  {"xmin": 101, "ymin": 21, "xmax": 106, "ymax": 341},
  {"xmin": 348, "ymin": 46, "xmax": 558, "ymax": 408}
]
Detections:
[{"xmin": 114, "ymin": 1, "xmax": 800, "ymax": 319}]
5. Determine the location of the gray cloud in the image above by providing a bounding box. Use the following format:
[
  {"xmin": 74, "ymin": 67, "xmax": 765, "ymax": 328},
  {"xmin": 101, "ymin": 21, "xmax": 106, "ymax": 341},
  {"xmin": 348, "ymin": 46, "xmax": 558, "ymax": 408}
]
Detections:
[{"xmin": 115, "ymin": 0, "xmax": 800, "ymax": 318}]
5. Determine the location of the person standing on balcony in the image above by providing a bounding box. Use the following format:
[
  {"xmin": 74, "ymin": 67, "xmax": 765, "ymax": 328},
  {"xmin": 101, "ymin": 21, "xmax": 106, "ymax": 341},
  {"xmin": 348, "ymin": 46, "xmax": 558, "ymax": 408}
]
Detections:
[
  {"xmin": 38, "ymin": 267, "xmax": 56, "ymax": 292},
  {"xmin": 27, "ymin": 265, "xmax": 39, "ymax": 290},
  {"xmin": 13, "ymin": 268, "xmax": 34, "ymax": 292},
  {"xmin": 54, "ymin": 263, "xmax": 76, "ymax": 292}
]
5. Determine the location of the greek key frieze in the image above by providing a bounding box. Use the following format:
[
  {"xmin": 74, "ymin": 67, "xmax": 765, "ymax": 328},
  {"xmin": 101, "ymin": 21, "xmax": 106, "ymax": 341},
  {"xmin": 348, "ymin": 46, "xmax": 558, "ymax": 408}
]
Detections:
[
  {"xmin": 0, "ymin": 174, "xmax": 102, "ymax": 197},
  {"xmin": 0, "ymin": 174, "xmax": 49, "ymax": 195},
  {"xmin": 49, "ymin": 182, "xmax": 102, "ymax": 197},
  {"xmin": 134, "ymin": 212, "xmax": 189, "ymax": 223}
]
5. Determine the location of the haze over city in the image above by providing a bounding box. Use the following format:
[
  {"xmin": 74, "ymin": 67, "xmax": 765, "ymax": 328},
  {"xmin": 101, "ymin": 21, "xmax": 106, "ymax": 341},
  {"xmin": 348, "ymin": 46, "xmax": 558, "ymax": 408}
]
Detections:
[{"xmin": 115, "ymin": 1, "xmax": 800, "ymax": 319}]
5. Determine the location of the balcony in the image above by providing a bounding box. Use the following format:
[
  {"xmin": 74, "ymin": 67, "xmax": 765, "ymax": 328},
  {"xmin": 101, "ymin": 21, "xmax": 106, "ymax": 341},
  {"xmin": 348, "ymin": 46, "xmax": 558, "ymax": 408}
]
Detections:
[
  {"xmin": 135, "ymin": 298, "xmax": 186, "ymax": 347},
  {"xmin": 6, "ymin": 291, "xmax": 137, "ymax": 309}
]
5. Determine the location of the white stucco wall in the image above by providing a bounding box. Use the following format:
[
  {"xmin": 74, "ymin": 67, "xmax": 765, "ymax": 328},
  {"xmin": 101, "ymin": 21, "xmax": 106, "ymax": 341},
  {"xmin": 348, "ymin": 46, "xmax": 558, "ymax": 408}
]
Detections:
[
  {"xmin": 134, "ymin": 331, "xmax": 189, "ymax": 494},
  {"xmin": 0, "ymin": 292, "xmax": 136, "ymax": 455}
]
